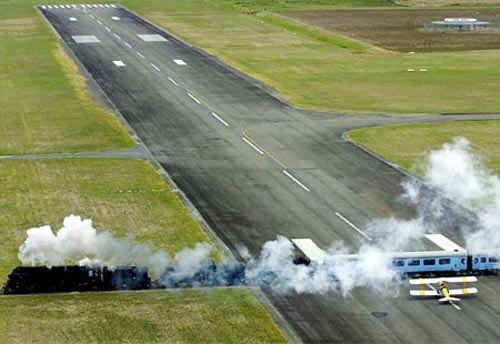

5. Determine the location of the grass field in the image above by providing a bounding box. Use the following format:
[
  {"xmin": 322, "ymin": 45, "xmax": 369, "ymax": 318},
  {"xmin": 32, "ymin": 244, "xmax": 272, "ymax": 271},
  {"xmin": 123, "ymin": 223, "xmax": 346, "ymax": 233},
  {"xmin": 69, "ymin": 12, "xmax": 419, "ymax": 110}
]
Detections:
[
  {"xmin": 281, "ymin": 8, "xmax": 500, "ymax": 52},
  {"xmin": 0, "ymin": 289, "xmax": 286, "ymax": 343},
  {"xmin": 348, "ymin": 121, "xmax": 500, "ymax": 174},
  {"xmin": 0, "ymin": 2, "xmax": 134, "ymax": 154}
]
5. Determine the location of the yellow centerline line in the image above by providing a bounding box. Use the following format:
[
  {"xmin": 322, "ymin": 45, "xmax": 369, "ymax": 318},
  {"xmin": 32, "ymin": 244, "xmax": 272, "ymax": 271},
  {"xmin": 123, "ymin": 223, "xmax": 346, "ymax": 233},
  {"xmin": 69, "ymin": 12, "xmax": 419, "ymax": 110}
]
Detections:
[{"xmin": 242, "ymin": 129, "xmax": 288, "ymax": 169}]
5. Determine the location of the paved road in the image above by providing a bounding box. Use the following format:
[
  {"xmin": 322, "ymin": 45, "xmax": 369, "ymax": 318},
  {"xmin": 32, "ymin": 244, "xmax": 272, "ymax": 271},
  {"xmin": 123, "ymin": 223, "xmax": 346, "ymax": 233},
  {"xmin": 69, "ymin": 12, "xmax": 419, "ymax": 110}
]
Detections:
[{"xmin": 41, "ymin": 4, "xmax": 500, "ymax": 343}]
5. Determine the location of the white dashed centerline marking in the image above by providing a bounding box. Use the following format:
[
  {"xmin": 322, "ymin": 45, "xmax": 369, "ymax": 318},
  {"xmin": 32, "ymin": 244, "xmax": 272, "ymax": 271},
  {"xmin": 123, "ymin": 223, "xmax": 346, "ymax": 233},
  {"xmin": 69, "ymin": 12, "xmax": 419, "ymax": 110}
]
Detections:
[
  {"xmin": 151, "ymin": 63, "xmax": 161, "ymax": 72},
  {"xmin": 97, "ymin": 20, "xmax": 103, "ymax": 25},
  {"xmin": 69, "ymin": 17, "xmax": 77, "ymax": 22},
  {"xmin": 282, "ymin": 170, "xmax": 310, "ymax": 192},
  {"xmin": 113, "ymin": 60, "xmax": 126, "ymax": 67},
  {"xmin": 167, "ymin": 77, "xmax": 179, "ymax": 86},
  {"xmin": 242, "ymin": 137, "xmax": 264, "ymax": 155},
  {"xmin": 89, "ymin": 14, "xmax": 95, "ymax": 19},
  {"xmin": 114, "ymin": 33, "xmax": 121, "ymax": 40},
  {"xmin": 124, "ymin": 42, "xmax": 132, "ymax": 49},
  {"xmin": 136, "ymin": 52, "xmax": 145, "ymax": 59},
  {"xmin": 211, "ymin": 112, "xmax": 229, "ymax": 127},
  {"xmin": 335, "ymin": 212, "xmax": 372, "ymax": 241},
  {"xmin": 187, "ymin": 93, "xmax": 201, "ymax": 104},
  {"xmin": 111, "ymin": 16, "xmax": 120, "ymax": 21},
  {"xmin": 105, "ymin": 26, "xmax": 111, "ymax": 32}
]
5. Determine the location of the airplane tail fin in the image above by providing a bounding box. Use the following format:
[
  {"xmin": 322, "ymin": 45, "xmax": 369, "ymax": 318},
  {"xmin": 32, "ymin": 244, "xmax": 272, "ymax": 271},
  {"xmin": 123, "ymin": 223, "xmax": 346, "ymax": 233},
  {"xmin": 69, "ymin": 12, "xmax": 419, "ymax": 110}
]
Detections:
[{"xmin": 439, "ymin": 297, "xmax": 460, "ymax": 303}]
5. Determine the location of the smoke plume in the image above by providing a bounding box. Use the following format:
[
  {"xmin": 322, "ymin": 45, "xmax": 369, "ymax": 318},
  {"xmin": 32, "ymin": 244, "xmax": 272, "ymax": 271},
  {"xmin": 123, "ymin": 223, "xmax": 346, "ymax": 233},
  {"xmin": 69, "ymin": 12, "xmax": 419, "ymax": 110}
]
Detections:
[
  {"xmin": 18, "ymin": 215, "xmax": 212, "ymax": 277},
  {"xmin": 245, "ymin": 236, "xmax": 398, "ymax": 296},
  {"xmin": 406, "ymin": 137, "xmax": 500, "ymax": 252}
]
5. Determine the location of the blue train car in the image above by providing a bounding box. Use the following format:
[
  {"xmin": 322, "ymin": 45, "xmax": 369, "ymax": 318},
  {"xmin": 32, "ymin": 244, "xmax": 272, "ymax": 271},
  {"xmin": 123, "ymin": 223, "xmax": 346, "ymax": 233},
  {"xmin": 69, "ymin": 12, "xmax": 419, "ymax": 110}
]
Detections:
[
  {"xmin": 388, "ymin": 251, "xmax": 467, "ymax": 275},
  {"xmin": 469, "ymin": 250, "xmax": 500, "ymax": 272}
]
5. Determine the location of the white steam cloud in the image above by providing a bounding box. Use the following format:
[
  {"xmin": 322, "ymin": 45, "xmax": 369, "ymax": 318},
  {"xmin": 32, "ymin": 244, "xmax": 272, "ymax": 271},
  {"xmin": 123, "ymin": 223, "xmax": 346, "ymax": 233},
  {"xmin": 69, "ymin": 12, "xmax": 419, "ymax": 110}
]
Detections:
[
  {"xmin": 407, "ymin": 137, "xmax": 500, "ymax": 252},
  {"xmin": 245, "ymin": 236, "xmax": 398, "ymax": 296},
  {"xmin": 18, "ymin": 215, "xmax": 212, "ymax": 277}
]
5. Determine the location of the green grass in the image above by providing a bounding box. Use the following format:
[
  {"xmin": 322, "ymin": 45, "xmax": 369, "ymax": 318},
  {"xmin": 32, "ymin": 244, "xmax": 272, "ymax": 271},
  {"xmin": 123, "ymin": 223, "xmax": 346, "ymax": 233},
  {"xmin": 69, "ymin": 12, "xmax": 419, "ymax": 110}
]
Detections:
[
  {"xmin": 0, "ymin": 289, "xmax": 286, "ymax": 343},
  {"xmin": 348, "ymin": 120, "xmax": 500, "ymax": 173},
  {"xmin": 211, "ymin": 0, "xmax": 398, "ymax": 11},
  {"xmin": 0, "ymin": 159, "xmax": 213, "ymax": 285},
  {"xmin": 0, "ymin": 2, "xmax": 133, "ymax": 154}
]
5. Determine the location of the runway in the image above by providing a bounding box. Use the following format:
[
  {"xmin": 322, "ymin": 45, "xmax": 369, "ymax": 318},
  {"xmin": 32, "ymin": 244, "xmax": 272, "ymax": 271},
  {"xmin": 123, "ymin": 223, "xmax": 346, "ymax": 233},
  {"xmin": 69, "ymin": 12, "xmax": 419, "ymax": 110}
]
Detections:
[{"xmin": 41, "ymin": 5, "xmax": 500, "ymax": 343}]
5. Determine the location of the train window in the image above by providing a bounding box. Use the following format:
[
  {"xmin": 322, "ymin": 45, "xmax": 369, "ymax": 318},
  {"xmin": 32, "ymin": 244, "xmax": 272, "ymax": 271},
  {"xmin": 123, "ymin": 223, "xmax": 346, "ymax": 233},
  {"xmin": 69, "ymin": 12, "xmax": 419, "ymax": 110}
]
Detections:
[
  {"xmin": 439, "ymin": 258, "xmax": 451, "ymax": 265},
  {"xmin": 392, "ymin": 260, "xmax": 404, "ymax": 267},
  {"xmin": 408, "ymin": 260, "xmax": 420, "ymax": 266},
  {"xmin": 474, "ymin": 258, "xmax": 478, "ymax": 264},
  {"xmin": 423, "ymin": 259, "xmax": 436, "ymax": 266},
  {"xmin": 489, "ymin": 257, "xmax": 498, "ymax": 263},
  {"xmin": 481, "ymin": 257, "xmax": 487, "ymax": 263}
]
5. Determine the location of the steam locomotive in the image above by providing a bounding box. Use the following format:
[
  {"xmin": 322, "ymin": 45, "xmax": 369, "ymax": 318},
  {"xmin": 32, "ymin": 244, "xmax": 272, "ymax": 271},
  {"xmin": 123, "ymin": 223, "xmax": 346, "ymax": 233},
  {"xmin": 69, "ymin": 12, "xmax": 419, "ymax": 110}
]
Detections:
[{"xmin": 2, "ymin": 263, "xmax": 246, "ymax": 295}]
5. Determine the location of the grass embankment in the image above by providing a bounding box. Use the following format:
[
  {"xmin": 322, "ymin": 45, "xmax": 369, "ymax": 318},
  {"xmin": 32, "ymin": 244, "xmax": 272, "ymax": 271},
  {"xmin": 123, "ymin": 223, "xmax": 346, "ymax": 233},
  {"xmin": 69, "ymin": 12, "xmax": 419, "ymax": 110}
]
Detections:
[
  {"xmin": 120, "ymin": 0, "xmax": 500, "ymax": 114},
  {"xmin": 0, "ymin": 2, "xmax": 133, "ymax": 154},
  {"xmin": 348, "ymin": 121, "xmax": 500, "ymax": 173},
  {"xmin": 0, "ymin": 289, "xmax": 285, "ymax": 343}
]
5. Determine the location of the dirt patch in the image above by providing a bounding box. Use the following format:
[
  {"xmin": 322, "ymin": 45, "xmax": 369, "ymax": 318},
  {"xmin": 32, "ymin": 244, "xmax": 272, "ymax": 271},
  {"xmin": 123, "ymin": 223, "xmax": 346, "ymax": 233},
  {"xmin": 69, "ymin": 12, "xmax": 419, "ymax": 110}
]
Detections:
[
  {"xmin": 0, "ymin": 18, "xmax": 38, "ymax": 38},
  {"xmin": 279, "ymin": 9, "xmax": 500, "ymax": 52}
]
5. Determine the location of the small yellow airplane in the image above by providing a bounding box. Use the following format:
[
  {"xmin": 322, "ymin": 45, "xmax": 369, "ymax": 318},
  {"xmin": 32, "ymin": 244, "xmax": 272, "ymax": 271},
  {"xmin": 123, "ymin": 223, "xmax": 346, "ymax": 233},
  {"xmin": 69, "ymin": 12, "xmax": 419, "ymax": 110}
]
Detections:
[{"xmin": 409, "ymin": 276, "xmax": 478, "ymax": 306}]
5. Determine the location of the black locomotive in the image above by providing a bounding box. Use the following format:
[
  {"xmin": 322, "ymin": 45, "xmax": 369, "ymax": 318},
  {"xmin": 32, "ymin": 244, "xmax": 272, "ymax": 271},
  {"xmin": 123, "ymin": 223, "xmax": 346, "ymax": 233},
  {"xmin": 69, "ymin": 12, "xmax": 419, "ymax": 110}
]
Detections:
[{"xmin": 2, "ymin": 263, "xmax": 245, "ymax": 295}]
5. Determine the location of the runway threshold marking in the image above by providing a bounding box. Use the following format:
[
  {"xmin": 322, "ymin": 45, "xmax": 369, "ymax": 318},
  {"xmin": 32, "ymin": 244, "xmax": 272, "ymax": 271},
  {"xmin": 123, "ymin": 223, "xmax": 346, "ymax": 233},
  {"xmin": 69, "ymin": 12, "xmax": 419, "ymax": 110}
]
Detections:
[
  {"xmin": 282, "ymin": 170, "xmax": 310, "ymax": 192},
  {"xmin": 211, "ymin": 112, "xmax": 229, "ymax": 127},
  {"xmin": 187, "ymin": 93, "xmax": 201, "ymax": 104},
  {"xmin": 335, "ymin": 212, "xmax": 372, "ymax": 241},
  {"xmin": 167, "ymin": 77, "xmax": 179, "ymax": 86},
  {"xmin": 136, "ymin": 52, "xmax": 145, "ymax": 59},
  {"xmin": 242, "ymin": 137, "xmax": 264, "ymax": 155},
  {"xmin": 151, "ymin": 63, "xmax": 161, "ymax": 72}
]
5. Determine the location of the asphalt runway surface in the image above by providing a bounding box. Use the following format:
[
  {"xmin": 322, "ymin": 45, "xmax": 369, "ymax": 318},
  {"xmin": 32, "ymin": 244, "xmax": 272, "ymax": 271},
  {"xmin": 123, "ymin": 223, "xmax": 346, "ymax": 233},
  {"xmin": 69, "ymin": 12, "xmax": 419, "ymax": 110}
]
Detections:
[{"xmin": 41, "ymin": 5, "xmax": 500, "ymax": 343}]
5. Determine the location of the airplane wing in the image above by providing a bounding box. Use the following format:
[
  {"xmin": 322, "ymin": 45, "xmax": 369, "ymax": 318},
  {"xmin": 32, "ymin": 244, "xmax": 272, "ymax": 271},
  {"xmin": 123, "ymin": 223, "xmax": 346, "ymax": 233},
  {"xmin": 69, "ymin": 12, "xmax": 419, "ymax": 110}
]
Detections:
[
  {"xmin": 409, "ymin": 278, "xmax": 441, "ymax": 285},
  {"xmin": 441, "ymin": 276, "xmax": 477, "ymax": 284},
  {"xmin": 410, "ymin": 290, "xmax": 440, "ymax": 297},
  {"xmin": 449, "ymin": 287, "xmax": 478, "ymax": 296},
  {"xmin": 409, "ymin": 276, "xmax": 478, "ymax": 285}
]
